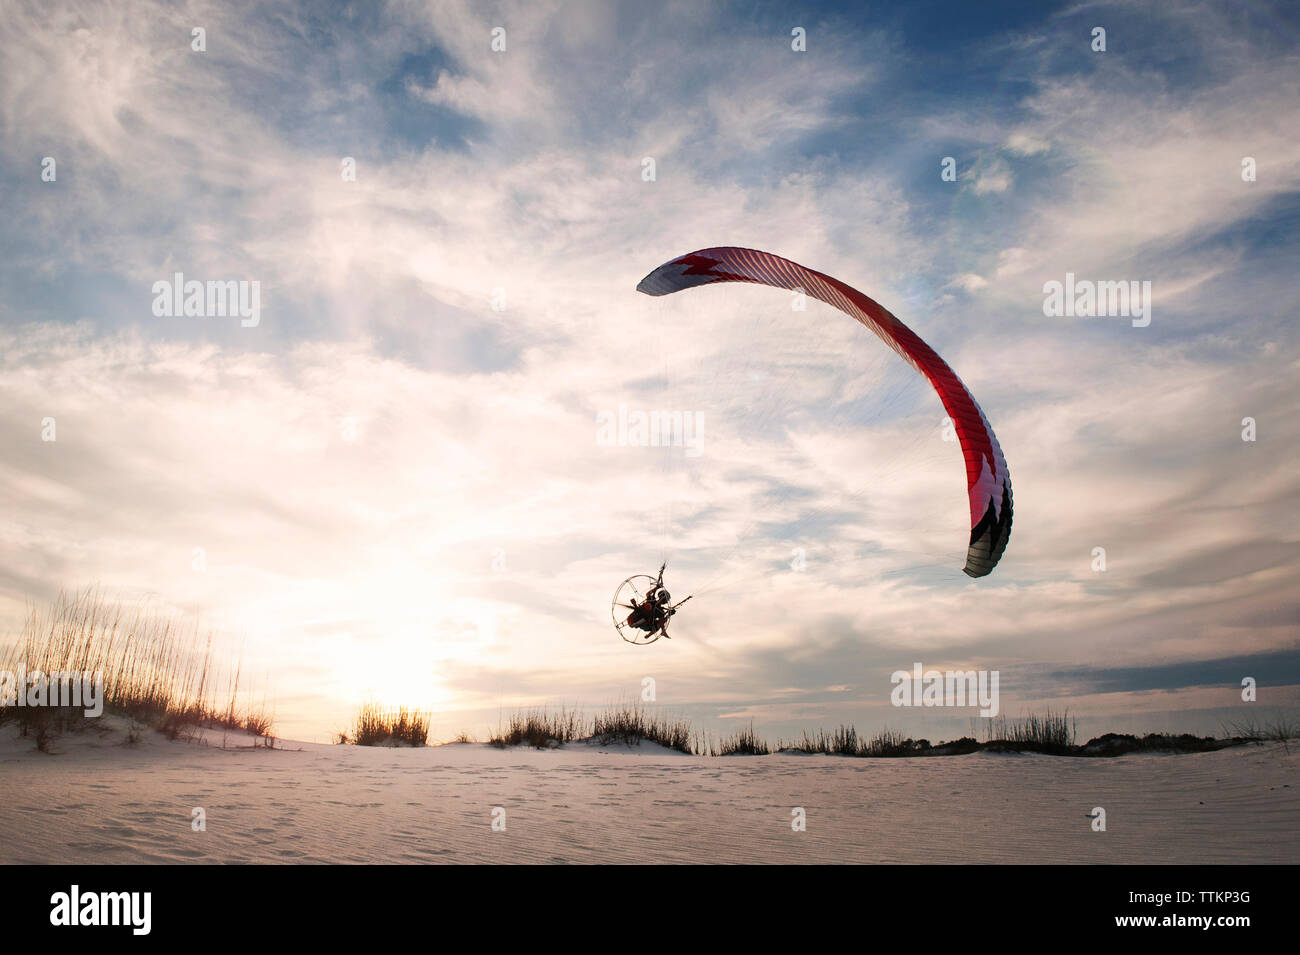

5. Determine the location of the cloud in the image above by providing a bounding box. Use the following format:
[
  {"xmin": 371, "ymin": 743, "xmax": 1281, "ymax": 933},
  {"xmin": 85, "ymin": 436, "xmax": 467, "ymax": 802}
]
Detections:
[
  {"xmin": 1005, "ymin": 130, "xmax": 1050, "ymax": 156},
  {"xmin": 1, "ymin": 0, "xmax": 1298, "ymax": 740},
  {"xmin": 950, "ymin": 273, "xmax": 990, "ymax": 292},
  {"xmin": 970, "ymin": 157, "xmax": 1014, "ymax": 194}
]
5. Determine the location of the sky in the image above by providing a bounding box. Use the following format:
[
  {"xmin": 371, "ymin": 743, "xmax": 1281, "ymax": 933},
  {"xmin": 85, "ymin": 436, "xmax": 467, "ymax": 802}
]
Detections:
[{"xmin": 1, "ymin": 0, "xmax": 1297, "ymax": 744}]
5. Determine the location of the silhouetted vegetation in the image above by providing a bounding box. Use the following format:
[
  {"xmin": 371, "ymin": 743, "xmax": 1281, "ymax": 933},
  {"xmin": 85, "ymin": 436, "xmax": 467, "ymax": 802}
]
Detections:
[
  {"xmin": 336, "ymin": 702, "xmax": 430, "ymax": 746},
  {"xmin": 592, "ymin": 702, "xmax": 695, "ymax": 754},
  {"xmin": 471, "ymin": 704, "xmax": 1271, "ymax": 759},
  {"xmin": 1078, "ymin": 732, "xmax": 1227, "ymax": 756},
  {"xmin": 1221, "ymin": 715, "xmax": 1298, "ymax": 754},
  {"xmin": 0, "ymin": 589, "xmax": 273, "ymax": 751},
  {"xmin": 714, "ymin": 721, "xmax": 770, "ymax": 755},
  {"xmin": 975, "ymin": 711, "xmax": 1076, "ymax": 754},
  {"xmin": 488, "ymin": 707, "xmax": 585, "ymax": 748},
  {"xmin": 780, "ymin": 725, "xmax": 949, "ymax": 757}
]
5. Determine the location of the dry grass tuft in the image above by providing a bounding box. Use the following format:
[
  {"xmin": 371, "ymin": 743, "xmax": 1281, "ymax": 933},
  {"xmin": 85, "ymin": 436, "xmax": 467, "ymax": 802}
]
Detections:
[
  {"xmin": 0, "ymin": 588, "xmax": 273, "ymax": 749},
  {"xmin": 337, "ymin": 702, "xmax": 431, "ymax": 746}
]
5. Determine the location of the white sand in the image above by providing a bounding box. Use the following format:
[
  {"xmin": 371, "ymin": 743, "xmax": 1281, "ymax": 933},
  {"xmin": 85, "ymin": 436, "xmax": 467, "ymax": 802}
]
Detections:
[{"xmin": 1, "ymin": 718, "xmax": 1294, "ymax": 864}]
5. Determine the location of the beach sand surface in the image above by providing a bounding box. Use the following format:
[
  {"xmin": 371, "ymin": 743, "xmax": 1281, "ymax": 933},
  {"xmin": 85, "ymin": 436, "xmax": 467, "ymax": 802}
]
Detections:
[{"xmin": 2, "ymin": 718, "xmax": 1294, "ymax": 864}]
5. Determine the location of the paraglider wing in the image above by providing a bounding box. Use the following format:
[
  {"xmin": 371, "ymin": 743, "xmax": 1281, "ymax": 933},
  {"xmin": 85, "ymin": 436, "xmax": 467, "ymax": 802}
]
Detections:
[{"xmin": 636, "ymin": 247, "xmax": 1012, "ymax": 577}]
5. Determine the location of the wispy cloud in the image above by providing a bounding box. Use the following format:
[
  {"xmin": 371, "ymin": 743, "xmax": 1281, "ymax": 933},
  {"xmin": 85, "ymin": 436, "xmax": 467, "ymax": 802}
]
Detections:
[{"xmin": 1, "ymin": 0, "xmax": 1297, "ymax": 741}]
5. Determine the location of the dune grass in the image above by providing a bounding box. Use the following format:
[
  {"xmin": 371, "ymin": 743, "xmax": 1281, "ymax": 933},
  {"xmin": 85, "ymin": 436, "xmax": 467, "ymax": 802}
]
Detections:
[
  {"xmin": 592, "ymin": 701, "xmax": 696, "ymax": 754},
  {"xmin": 476, "ymin": 704, "xmax": 1260, "ymax": 759},
  {"xmin": 478, "ymin": 702, "xmax": 702, "ymax": 753},
  {"xmin": 488, "ymin": 707, "xmax": 585, "ymax": 749},
  {"xmin": 336, "ymin": 702, "xmax": 431, "ymax": 746},
  {"xmin": 713, "ymin": 721, "xmax": 770, "ymax": 756},
  {"xmin": 976, "ymin": 710, "xmax": 1076, "ymax": 753},
  {"xmin": 781, "ymin": 724, "xmax": 864, "ymax": 756},
  {"xmin": 1222, "ymin": 715, "xmax": 1298, "ymax": 753},
  {"xmin": 777, "ymin": 725, "xmax": 933, "ymax": 757},
  {"xmin": 0, "ymin": 589, "xmax": 273, "ymax": 748}
]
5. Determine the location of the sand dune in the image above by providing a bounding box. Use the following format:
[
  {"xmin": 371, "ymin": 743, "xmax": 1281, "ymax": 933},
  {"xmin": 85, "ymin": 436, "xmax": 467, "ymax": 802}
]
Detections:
[{"xmin": 2, "ymin": 718, "xmax": 1294, "ymax": 864}]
